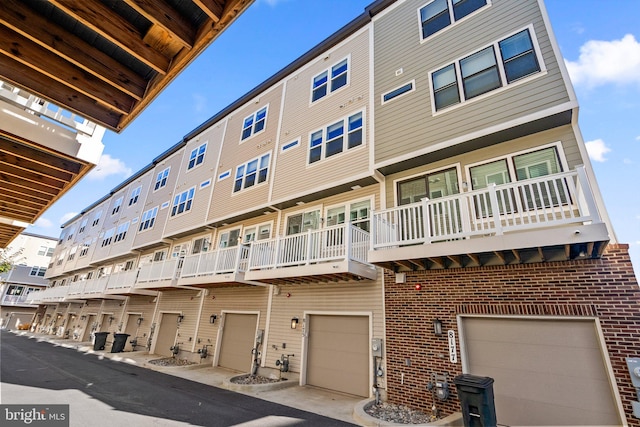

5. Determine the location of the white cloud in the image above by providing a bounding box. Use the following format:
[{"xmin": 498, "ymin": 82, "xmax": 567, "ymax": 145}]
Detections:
[
  {"xmin": 59, "ymin": 212, "xmax": 78, "ymax": 225},
  {"xmin": 584, "ymin": 139, "xmax": 611, "ymax": 162},
  {"xmin": 565, "ymin": 34, "xmax": 640, "ymax": 88},
  {"xmin": 86, "ymin": 154, "xmax": 132, "ymax": 181},
  {"xmin": 192, "ymin": 93, "xmax": 207, "ymax": 113},
  {"xmin": 636, "ymin": 135, "xmax": 640, "ymax": 141},
  {"xmin": 259, "ymin": 0, "xmax": 289, "ymax": 6},
  {"xmin": 33, "ymin": 217, "xmax": 53, "ymax": 228}
]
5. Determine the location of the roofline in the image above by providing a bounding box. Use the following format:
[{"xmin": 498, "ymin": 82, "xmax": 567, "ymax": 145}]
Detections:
[{"xmin": 61, "ymin": 0, "xmax": 395, "ymax": 228}]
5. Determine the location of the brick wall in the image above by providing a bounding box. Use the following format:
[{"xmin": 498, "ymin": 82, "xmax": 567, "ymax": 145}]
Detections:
[{"xmin": 383, "ymin": 244, "xmax": 640, "ymax": 425}]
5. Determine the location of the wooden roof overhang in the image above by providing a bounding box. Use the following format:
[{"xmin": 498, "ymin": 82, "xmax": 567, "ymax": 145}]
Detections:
[{"xmin": 0, "ymin": 0, "xmax": 254, "ymax": 133}]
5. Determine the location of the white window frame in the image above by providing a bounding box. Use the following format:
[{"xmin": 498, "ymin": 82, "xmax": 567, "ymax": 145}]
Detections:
[
  {"xmin": 170, "ymin": 187, "xmax": 195, "ymax": 217},
  {"xmin": 428, "ymin": 25, "xmax": 546, "ymax": 115},
  {"xmin": 92, "ymin": 211, "xmax": 102, "ymax": 227},
  {"xmin": 381, "ymin": 80, "xmax": 416, "ymax": 105},
  {"xmin": 392, "ymin": 163, "xmax": 463, "ymax": 206},
  {"xmin": 111, "ymin": 197, "xmax": 123, "ymax": 215},
  {"xmin": 310, "ymin": 55, "xmax": 350, "ymax": 104},
  {"xmin": 307, "ymin": 110, "xmax": 365, "ymax": 165},
  {"xmin": 218, "ymin": 228, "xmax": 241, "ymax": 248},
  {"xmin": 79, "ymin": 241, "xmax": 91, "ymax": 257},
  {"xmin": 78, "ymin": 218, "xmax": 88, "ymax": 234},
  {"xmin": 139, "ymin": 206, "xmax": 158, "ymax": 232},
  {"xmin": 187, "ymin": 143, "xmax": 207, "ymax": 170},
  {"xmin": 418, "ymin": 0, "xmax": 491, "ymax": 43},
  {"xmin": 242, "ymin": 221, "xmax": 273, "ymax": 243},
  {"xmin": 233, "ymin": 153, "xmax": 271, "ymax": 193},
  {"xmin": 464, "ymin": 141, "xmax": 568, "ymax": 189},
  {"xmin": 240, "ymin": 105, "xmax": 269, "ymax": 142},
  {"xmin": 154, "ymin": 167, "xmax": 170, "ymax": 191},
  {"xmin": 284, "ymin": 206, "xmax": 322, "ymax": 236},
  {"xmin": 129, "ymin": 186, "xmax": 142, "ymax": 206},
  {"xmin": 323, "ymin": 196, "xmax": 374, "ymax": 231},
  {"xmin": 114, "ymin": 221, "xmax": 130, "ymax": 243},
  {"xmin": 281, "ymin": 138, "xmax": 300, "ymax": 153},
  {"xmin": 101, "ymin": 228, "xmax": 115, "ymax": 247}
]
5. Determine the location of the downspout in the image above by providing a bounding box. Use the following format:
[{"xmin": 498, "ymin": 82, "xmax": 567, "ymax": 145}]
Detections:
[{"xmin": 191, "ymin": 289, "xmax": 208, "ymax": 353}]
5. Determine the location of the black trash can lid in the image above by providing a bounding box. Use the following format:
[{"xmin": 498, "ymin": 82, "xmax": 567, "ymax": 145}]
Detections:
[
  {"xmin": 453, "ymin": 374, "xmax": 494, "ymax": 388},
  {"xmin": 113, "ymin": 333, "xmax": 130, "ymax": 337}
]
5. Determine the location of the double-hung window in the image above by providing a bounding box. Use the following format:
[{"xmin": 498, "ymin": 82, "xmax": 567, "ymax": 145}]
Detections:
[
  {"xmin": 171, "ymin": 188, "xmax": 195, "ymax": 216},
  {"xmin": 311, "ymin": 58, "xmax": 349, "ymax": 102},
  {"xmin": 101, "ymin": 228, "xmax": 115, "ymax": 247},
  {"xmin": 139, "ymin": 207, "xmax": 158, "ymax": 231},
  {"xmin": 420, "ymin": 0, "xmax": 488, "ymax": 40},
  {"xmin": 92, "ymin": 211, "xmax": 102, "ymax": 227},
  {"xmin": 114, "ymin": 222, "xmax": 130, "ymax": 243},
  {"xmin": 79, "ymin": 241, "xmax": 91, "ymax": 257},
  {"xmin": 309, "ymin": 111, "xmax": 363, "ymax": 164},
  {"xmin": 188, "ymin": 143, "xmax": 207, "ymax": 170},
  {"xmin": 234, "ymin": 153, "xmax": 271, "ymax": 192},
  {"xmin": 154, "ymin": 167, "xmax": 170, "ymax": 191},
  {"xmin": 241, "ymin": 106, "xmax": 268, "ymax": 141},
  {"xmin": 430, "ymin": 28, "xmax": 542, "ymax": 112},
  {"xmin": 78, "ymin": 218, "xmax": 88, "ymax": 234},
  {"xmin": 111, "ymin": 197, "xmax": 123, "ymax": 215},
  {"xmin": 129, "ymin": 186, "xmax": 141, "ymax": 206}
]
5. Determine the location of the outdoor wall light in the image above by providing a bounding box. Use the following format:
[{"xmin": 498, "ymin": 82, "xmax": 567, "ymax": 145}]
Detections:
[
  {"xmin": 433, "ymin": 318, "xmax": 443, "ymax": 336},
  {"xmin": 136, "ymin": 317, "xmax": 143, "ymax": 326},
  {"xmin": 291, "ymin": 317, "xmax": 299, "ymax": 329},
  {"xmin": 80, "ymin": 315, "xmax": 87, "ymax": 320},
  {"xmin": 209, "ymin": 314, "xmax": 217, "ymax": 324},
  {"xmin": 108, "ymin": 316, "xmax": 115, "ymax": 325},
  {"xmin": 177, "ymin": 314, "xmax": 184, "ymax": 323}
]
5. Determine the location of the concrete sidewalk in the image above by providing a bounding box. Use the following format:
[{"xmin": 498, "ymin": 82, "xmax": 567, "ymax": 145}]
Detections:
[{"xmin": 11, "ymin": 331, "xmax": 388, "ymax": 426}]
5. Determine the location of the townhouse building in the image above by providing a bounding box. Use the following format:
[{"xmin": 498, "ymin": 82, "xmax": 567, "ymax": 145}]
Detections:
[
  {"xmin": 29, "ymin": 0, "xmax": 640, "ymax": 425},
  {"xmin": 0, "ymin": 233, "xmax": 56, "ymax": 330}
]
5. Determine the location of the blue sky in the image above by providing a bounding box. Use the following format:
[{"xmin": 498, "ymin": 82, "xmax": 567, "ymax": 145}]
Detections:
[{"xmin": 28, "ymin": 0, "xmax": 640, "ymax": 278}]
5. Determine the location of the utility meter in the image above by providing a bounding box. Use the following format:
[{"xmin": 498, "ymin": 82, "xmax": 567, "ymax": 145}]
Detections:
[{"xmin": 372, "ymin": 338, "xmax": 383, "ymax": 357}]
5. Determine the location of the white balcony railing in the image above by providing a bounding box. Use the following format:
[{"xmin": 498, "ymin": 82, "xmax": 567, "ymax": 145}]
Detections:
[
  {"xmin": 180, "ymin": 245, "xmax": 250, "ymax": 279},
  {"xmin": 1, "ymin": 293, "xmax": 39, "ymax": 306},
  {"xmin": 26, "ymin": 285, "xmax": 70, "ymax": 304},
  {"xmin": 136, "ymin": 258, "xmax": 180, "ymax": 284},
  {"xmin": 82, "ymin": 276, "xmax": 110, "ymax": 296},
  {"xmin": 248, "ymin": 224, "xmax": 370, "ymax": 270},
  {"xmin": 105, "ymin": 269, "xmax": 139, "ymax": 291},
  {"xmin": 371, "ymin": 167, "xmax": 600, "ymax": 250}
]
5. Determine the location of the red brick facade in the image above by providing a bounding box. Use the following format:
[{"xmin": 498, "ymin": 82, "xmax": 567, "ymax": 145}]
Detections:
[{"xmin": 383, "ymin": 244, "xmax": 640, "ymax": 425}]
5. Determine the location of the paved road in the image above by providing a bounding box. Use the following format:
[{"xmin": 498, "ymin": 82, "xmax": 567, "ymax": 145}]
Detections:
[{"xmin": 1, "ymin": 331, "xmax": 356, "ymax": 426}]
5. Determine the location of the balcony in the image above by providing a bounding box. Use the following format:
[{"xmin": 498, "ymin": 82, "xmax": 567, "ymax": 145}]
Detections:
[
  {"xmin": 1, "ymin": 291, "xmax": 43, "ymax": 307},
  {"xmin": 245, "ymin": 224, "xmax": 377, "ymax": 284},
  {"xmin": 26, "ymin": 285, "xmax": 70, "ymax": 304},
  {"xmin": 177, "ymin": 245, "xmax": 256, "ymax": 287},
  {"xmin": 369, "ymin": 167, "xmax": 609, "ymax": 270},
  {"xmin": 104, "ymin": 270, "xmax": 157, "ymax": 296}
]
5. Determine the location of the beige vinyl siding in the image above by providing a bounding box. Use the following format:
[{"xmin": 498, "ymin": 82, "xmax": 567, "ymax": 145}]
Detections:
[
  {"xmin": 69, "ymin": 202, "xmax": 110, "ymax": 272},
  {"xmin": 153, "ymin": 290, "xmax": 201, "ymax": 355},
  {"xmin": 207, "ymin": 85, "xmax": 284, "ymax": 222},
  {"xmin": 271, "ymin": 29, "xmax": 371, "ymax": 202},
  {"xmin": 263, "ymin": 276, "xmax": 384, "ymax": 376},
  {"xmin": 98, "ymin": 299, "xmax": 126, "ymax": 335},
  {"xmin": 121, "ymin": 295, "xmax": 156, "ymax": 346},
  {"xmin": 383, "ymin": 125, "xmax": 580, "ymax": 207},
  {"xmin": 90, "ymin": 186, "xmax": 130, "ymax": 263},
  {"xmin": 374, "ymin": 0, "xmax": 571, "ymax": 164},
  {"xmin": 165, "ymin": 124, "xmax": 225, "ymax": 236},
  {"xmin": 132, "ymin": 150, "xmax": 185, "ymax": 249}
]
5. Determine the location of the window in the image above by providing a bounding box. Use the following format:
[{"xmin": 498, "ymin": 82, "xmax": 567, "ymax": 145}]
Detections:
[
  {"xmin": 78, "ymin": 218, "xmax": 88, "ymax": 234},
  {"xmin": 171, "ymin": 188, "xmax": 195, "ymax": 216},
  {"xmin": 101, "ymin": 228, "xmax": 115, "ymax": 247},
  {"xmin": 430, "ymin": 27, "xmax": 541, "ymax": 111},
  {"xmin": 469, "ymin": 145, "xmax": 565, "ymax": 214},
  {"xmin": 79, "ymin": 241, "xmax": 91, "ymax": 257},
  {"xmin": 192, "ymin": 237, "xmax": 210, "ymax": 254},
  {"xmin": 29, "ymin": 266, "xmax": 47, "ymax": 277},
  {"xmin": 129, "ymin": 186, "xmax": 142, "ymax": 206},
  {"xmin": 382, "ymin": 81, "xmax": 415, "ymax": 104},
  {"xmin": 66, "ymin": 227, "xmax": 75, "ymax": 241},
  {"xmin": 234, "ymin": 153, "xmax": 271, "ymax": 192},
  {"xmin": 241, "ymin": 106, "xmax": 268, "ymax": 140},
  {"xmin": 309, "ymin": 111, "xmax": 363, "ymax": 164},
  {"xmin": 154, "ymin": 167, "xmax": 170, "ymax": 191},
  {"xmin": 112, "ymin": 197, "xmax": 123, "ymax": 215},
  {"xmin": 325, "ymin": 200, "xmax": 371, "ymax": 232},
  {"xmin": 171, "ymin": 244, "xmax": 188, "ymax": 258},
  {"xmin": 67, "ymin": 246, "xmax": 77, "ymax": 261},
  {"xmin": 218, "ymin": 229, "xmax": 240, "ymax": 248},
  {"xmin": 114, "ymin": 222, "xmax": 130, "ymax": 243},
  {"xmin": 281, "ymin": 139, "xmax": 299, "ymax": 153},
  {"xmin": 218, "ymin": 170, "xmax": 231, "ymax": 181},
  {"xmin": 420, "ymin": 0, "xmax": 488, "ymax": 39},
  {"xmin": 139, "ymin": 207, "xmax": 158, "ymax": 231},
  {"xmin": 188, "ymin": 143, "xmax": 207, "ymax": 170},
  {"xmin": 398, "ymin": 168, "xmax": 460, "ymax": 205},
  {"xmin": 286, "ymin": 210, "xmax": 320, "ymax": 235},
  {"xmin": 153, "ymin": 251, "xmax": 166, "ymax": 262},
  {"xmin": 243, "ymin": 224, "xmax": 271, "ymax": 243},
  {"xmin": 92, "ymin": 211, "xmax": 102, "ymax": 227},
  {"xmin": 37, "ymin": 246, "xmax": 53, "ymax": 256},
  {"xmin": 311, "ymin": 58, "xmax": 349, "ymax": 102}
]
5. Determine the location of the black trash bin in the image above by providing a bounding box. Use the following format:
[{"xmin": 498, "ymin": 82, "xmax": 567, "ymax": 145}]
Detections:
[
  {"xmin": 453, "ymin": 374, "xmax": 497, "ymax": 427},
  {"xmin": 93, "ymin": 331, "xmax": 109, "ymax": 351},
  {"xmin": 111, "ymin": 333, "xmax": 130, "ymax": 353}
]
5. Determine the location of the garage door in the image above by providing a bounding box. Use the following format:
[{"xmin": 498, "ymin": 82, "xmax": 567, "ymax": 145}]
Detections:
[
  {"xmin": 306, "ymin": 315, "xmax": 369, "ymax": 397},
  {"xmin": 218, "ymin": 313, "xmax": 257, "ymax": 372},
  {"xmin": 154, "ymin": 313, "xmax": 179, "ymax": 357},
  {"xmin": 461, "ymin": 317, "xmax": 621, "ymax": 426}
]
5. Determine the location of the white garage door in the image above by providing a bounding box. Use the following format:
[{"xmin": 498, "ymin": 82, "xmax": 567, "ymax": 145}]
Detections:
[
  {"xmin": 306, "ymin": 315, "xmax": 369, "ymax": 397},
  {"xmin": 218, "ymin": 313, "xmax": 257, "ymax": 372},
  {"xmin": 461, "ymin": 317, "xmax": 621, "ymax": 426}
]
